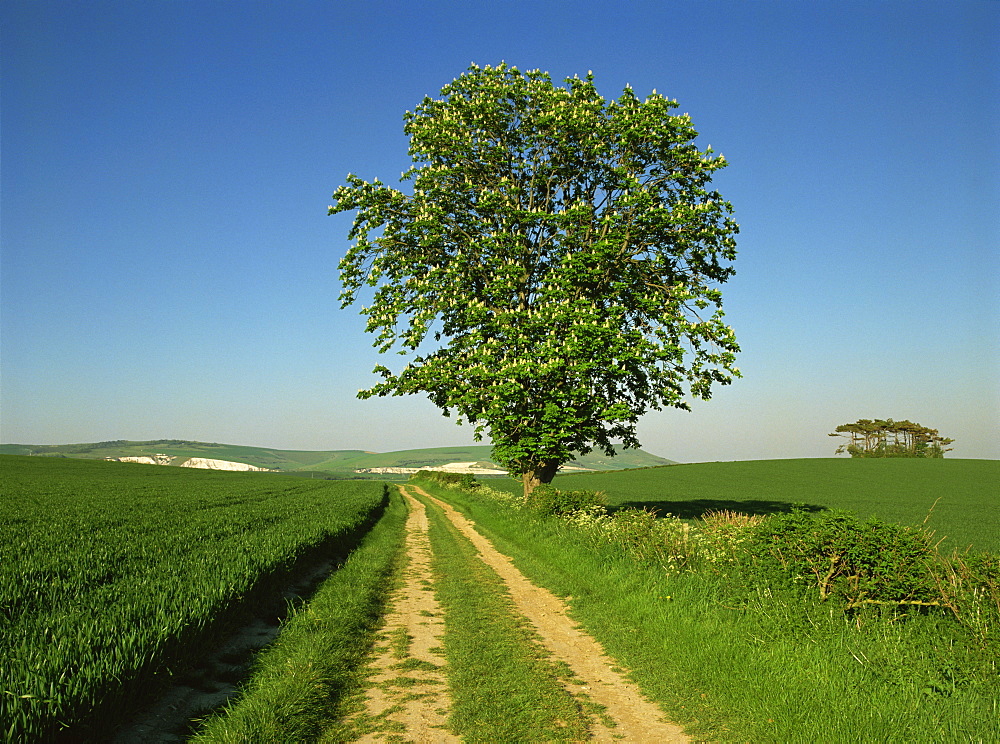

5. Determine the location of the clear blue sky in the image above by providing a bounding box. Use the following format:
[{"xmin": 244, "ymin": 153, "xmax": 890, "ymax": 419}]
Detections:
[{"xmin": 3, "ymin": 0, "xmax": 997, "ymax": 461}]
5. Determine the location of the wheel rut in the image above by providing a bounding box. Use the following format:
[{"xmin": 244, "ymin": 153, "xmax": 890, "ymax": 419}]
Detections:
[
  {"xmin": 363, "ymin": 484, "xmax": 689, "ymax": 743},
  {"xmin": 351, "ymin": 488, "xmax": 457, "ymax": 742}
]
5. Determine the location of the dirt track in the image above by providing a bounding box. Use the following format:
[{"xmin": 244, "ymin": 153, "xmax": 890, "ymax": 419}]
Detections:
[
  {"xmin": 354, "ymin": 484, "xmax": 688, "ymax": 742},
  {"xmin": 353, "ymin": 488, "xmax": 458, "ymax": 742}
]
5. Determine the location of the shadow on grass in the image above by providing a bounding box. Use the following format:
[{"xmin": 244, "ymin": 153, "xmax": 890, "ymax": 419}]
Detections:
[{"xmin": 612, "ymin": 499, "xmax": 826, "ymax": 520}]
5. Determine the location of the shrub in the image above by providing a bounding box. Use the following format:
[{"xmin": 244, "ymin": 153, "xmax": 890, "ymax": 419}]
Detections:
[
  {"xmin": 600, "ymin": 508, "xmax": 698, "ymax": 572},
  {"xmin": 412, "ymin": 470, "xmax": 480, "ymax": 489},
  {"xmin": 524, "ymin": 485, "xmax": 606, "ymax": 517},
  {"xmin": 743, "ymin": 510, "xmax": 939, "ymax": 609},
  {"xmin": 442, "ymin": 474, "xmax": 999, "ymax": 643}
]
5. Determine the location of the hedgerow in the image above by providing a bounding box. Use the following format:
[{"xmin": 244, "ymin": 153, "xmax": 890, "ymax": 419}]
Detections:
[
  {"xmin": 523, "ymin": 484, "xmax": 607, "ymax": 517},
  {"xmin": 428, "ymin": 478, "xmax": 1000, "ymax": 643},
  {"xmin": 741, "ymin": 509, "xmax": 940, "ymax": 608},
  {"xmin": 412, "ymin": 470, "xmax": 480, "ymax": 489}
]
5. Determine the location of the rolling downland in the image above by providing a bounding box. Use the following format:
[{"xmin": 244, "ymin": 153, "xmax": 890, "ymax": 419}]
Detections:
[{"xmin": 5, "ymin": 455, "xmax": 996, "ymax": 741}]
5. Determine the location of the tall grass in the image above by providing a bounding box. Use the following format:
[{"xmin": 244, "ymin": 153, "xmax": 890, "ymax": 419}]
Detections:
[{"xmin": 421, "ymin": 477, "xmax": 1000, "ymax": 741}]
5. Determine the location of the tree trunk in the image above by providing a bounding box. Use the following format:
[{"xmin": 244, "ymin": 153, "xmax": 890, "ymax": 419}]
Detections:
[{"xmin": 522, "ymin": 459, "xmax": 561, "ymax": 500}]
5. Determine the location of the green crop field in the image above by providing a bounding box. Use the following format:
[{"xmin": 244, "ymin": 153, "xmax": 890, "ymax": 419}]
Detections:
[
  {"xmin": 491, "ymin": 458, "xmax": 1000, "ymax": 553},
  {"xmin": 0, "ymin": 455, "xmax": 387, "ymax": 741}
]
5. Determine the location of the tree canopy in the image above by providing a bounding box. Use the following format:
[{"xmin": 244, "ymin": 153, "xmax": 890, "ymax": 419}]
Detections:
[
  {"xmin": 330, "ymin": 64, "xmax": 740, "ymax": 495},
  {"xmin": 829, "ymin": 419, "xmax": 954, "ymax": 458}
]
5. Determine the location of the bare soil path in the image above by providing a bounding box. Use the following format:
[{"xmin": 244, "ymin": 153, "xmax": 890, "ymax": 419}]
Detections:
[
  {"xmin": 401, "ymin": 484, "xmax": 689, "ymax": 743},
  {"xmin": 351, "ymin": 488, "xmax": 458, "ymax": 742}
]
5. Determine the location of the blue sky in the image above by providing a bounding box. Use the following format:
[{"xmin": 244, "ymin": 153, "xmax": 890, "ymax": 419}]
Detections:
[{"xmin": 2, "ymin": 0, "xmax": 997, "ymax": 461}]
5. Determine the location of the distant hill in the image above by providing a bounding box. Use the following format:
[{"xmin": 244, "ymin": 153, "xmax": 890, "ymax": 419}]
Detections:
[{"xmin": 0, "ymin": 440, "xmax": 675, "ymax": 475}]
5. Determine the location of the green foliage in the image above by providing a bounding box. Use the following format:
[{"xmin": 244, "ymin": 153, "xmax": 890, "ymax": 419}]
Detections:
[
  {"xmin": 331, "ymin": 63, "xmax": 739, "ymax": 488},
  {"xmin": 0, "ymin": 455, "xmax": 386, "ymax": 741},
  {"xmin": 523, "ymin": 484, "xmax": 606, "ymax": 517},
  {"xmin": 413, "ymin": 469, "xmax": 480, "ymax": 489},
  {"xmin": 742, "ymin": 510, "xmax": 940, "ymax": 608},
  {"xmin": 830, "ymin": 418, "xmax": 954, "ymax": 457},
  {"xmin": 695, "ymin": 510, "xmax": 764, "ymax": 568},
  {"xmin": 465, "ymin": 471, "xmax": 998, "ymax": 640},
  {"xmin": 586, "ymin": 507, "xmax": 698, "ymax": 573},
  {"xmin": 928, "ymin": 549, "xmax": 1000, "ymax": 644}
]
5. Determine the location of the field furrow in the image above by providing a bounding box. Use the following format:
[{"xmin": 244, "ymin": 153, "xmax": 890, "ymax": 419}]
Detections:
[{"xmin": 0, "ymin": 456, "xmax": 388, "ymax": 742}]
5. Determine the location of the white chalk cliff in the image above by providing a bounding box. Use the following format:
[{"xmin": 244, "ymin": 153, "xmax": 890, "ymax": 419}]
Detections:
[
  {"xmin": 108, "ymin": 455, "xmax": 273, "ymax": 471},
  {"xmin": 179, "ymin": 457, "xmax": 272, "ymax": 471}
]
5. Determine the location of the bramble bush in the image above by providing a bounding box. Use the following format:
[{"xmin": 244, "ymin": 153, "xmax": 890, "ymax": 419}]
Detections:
[
  {"xmin": 739, "ymin": 509, "xmax": 1000, "ymax": 643},
  {"xmin": 741, "ymin": 509, "xmax": 940, "ymax": 608}
]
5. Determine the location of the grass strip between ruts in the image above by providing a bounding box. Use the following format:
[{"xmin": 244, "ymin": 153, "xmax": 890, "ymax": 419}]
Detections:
[
  {"xmin": 189, "ymin": 487, "xmax": 409, "ymax": 743},
  {"xmin": 421, "ymin": 491, "xmax": 598, "ymax": 741}
]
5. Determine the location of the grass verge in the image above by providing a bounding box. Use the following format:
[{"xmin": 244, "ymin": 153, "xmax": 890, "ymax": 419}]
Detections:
[
  {"xmin": 188, "ymin": 487, "xmax": 409, "ymax": 742},
  {"xmin": 422, "ymin": 479, "xmax": 1000, "ymax": 742},
  {"xmin": 421, "ymin": 492, "xmax": 597, "ymax": 741}
]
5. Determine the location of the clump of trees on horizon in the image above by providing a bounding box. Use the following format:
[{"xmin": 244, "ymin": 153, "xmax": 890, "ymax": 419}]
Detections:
[{"xmin": 830, "ymin": 419, "xmax": 953, "ymax": 458}]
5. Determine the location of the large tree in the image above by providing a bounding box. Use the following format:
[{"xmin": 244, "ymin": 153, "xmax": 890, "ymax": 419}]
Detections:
[{"xmin": 331, "ymin": 64, "xmax": 740, "ymax": 497}]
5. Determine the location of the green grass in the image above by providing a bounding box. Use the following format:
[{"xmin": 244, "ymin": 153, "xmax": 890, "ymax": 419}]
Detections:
[
  {"xmin": 9, "ymin": 452, "xmax": 993, "ymax": 740},
  {"xmin": 421, "ymin": 492, "xmax": 595, "ymax": 741},
  {"xmin": 189, "ymin": 488, "xmax": 409, "ymax": 743},
  {"xmin": 0, "ymin": 455, "xmax": 386, "ymax": 741},
  {"xmin": 423, "ymin": 478, "xmax": 1000, "ymax": 742},
  {"xmin": 491, "ymin": 458, "xmax": 1000, "ymax": 553}
]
